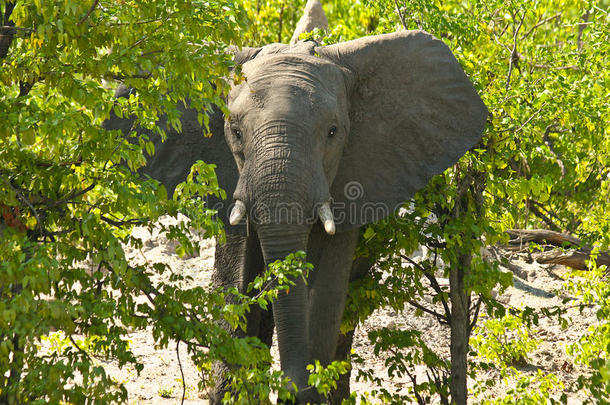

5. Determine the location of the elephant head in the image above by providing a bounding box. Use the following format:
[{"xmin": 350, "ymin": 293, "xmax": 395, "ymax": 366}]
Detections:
[{"xmin": 221, "ymin": 31, "xmax": 488, "ymax": 398}]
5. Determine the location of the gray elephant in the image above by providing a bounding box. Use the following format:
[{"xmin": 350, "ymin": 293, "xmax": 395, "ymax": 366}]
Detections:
[{"xmin": 106, "ymin": 29, "xmax": 487, "ymax": 403}]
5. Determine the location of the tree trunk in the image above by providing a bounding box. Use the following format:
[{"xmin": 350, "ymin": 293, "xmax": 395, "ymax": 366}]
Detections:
[
  {"xmin": 0, "ymin": 3, "xmax": 16, "ymax": 59},
  {"xmin": 449, "ymin": 253, "xmax": 470, "ymax": 405}
]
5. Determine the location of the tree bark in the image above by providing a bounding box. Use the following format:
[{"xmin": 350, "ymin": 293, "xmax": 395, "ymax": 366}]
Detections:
[
  {"xmin": 449, "ymin": 253, "xmax": 471, "ymax": 405},
  {"xmin": 0, "ymin": 2, "xmax": 16, "ymax": 59}
]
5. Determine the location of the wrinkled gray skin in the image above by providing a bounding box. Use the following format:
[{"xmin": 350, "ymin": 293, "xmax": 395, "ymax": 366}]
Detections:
[{"xmin": 105, "ymin": 31, "xmax": 487, "ymax": 404}]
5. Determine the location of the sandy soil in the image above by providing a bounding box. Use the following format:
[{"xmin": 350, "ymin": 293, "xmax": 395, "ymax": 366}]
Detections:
[{"xmin": 98, "ymin": 217, "xmax": 596, "ymax": 404}]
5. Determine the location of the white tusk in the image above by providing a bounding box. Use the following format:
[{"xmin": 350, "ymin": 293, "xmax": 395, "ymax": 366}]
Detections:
[
  {"xmin": 318, "ymin": 202, "xmax": 336, "ymax": 235},
  {"xmin": 229, "ymin": 200, "xmax": 247, "ymax": 225}
]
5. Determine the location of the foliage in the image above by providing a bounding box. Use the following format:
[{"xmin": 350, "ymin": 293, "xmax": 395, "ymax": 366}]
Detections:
[
  {"xmin": 239, "ymin": 0, "xmax": 308, "ymax": 46},
  {"xmin": 307, "ymin": 360, "xmax": 351, "ymax": 398},
  {"xmin": 157, "ymin": 385, "xmax": 174, "ymax": 399},
  {"xmin": 471, "ymin": 314, "xmax": 539, "ymax": 367},
  {"xmin": 477, "ymin": 369, "xmax": 566, "ymax": 405},
  {"xmin": 0, "ymin": 0, "xmax": 298, "ymax": 403},
  {"xmin": 565, "ymin": 264, "xmax": 610, "ymax": 403},
  {"xmin": 1, "ymin": 0, "xmax": 608, "ymax": 403},
  {"xmin": 354, "ymin": 328, "xmax": 451, "ymax": 404}
]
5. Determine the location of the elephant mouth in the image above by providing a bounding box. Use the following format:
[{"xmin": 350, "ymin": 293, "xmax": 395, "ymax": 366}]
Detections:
[{"xmin": 229, "ymin": 199, "xmax": 335, "ymax": 235}]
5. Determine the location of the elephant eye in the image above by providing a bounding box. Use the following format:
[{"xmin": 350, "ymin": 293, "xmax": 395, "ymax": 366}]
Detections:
[
  {"xmin": 232, "ymin": 127, "xmax": 242, "ymax": 140},
  {"xmin": 327, "ymin": 126, "xmax": 338, "ymax": 138}
]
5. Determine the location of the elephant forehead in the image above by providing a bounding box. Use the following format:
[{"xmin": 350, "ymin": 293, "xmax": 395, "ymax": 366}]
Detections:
[
  {"xmin": 229, "ymin": 81, "xmax": 334, "ymax": 119},
  {"xmin": 242, "ymin": 54, "xmax": 345, "ymax": 93}
]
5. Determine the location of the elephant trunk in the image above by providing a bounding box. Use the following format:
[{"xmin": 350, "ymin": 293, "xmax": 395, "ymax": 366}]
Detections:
[
  {"xmin": 233, "ymin": 124, "xmax": 332, "ymax": 399},
  {"xmin": 257, "ymin": 224, "xmax": 311, "ymax": 392}
]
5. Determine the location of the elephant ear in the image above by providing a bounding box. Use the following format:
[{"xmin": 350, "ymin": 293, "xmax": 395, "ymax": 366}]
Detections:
[
  {"xmin": 103, "ymin": 47, "xmax": 261, "ymax": 232},
  {"xmin": 316, "ymin": 31, "xmax": 488, "ymax": 231}
]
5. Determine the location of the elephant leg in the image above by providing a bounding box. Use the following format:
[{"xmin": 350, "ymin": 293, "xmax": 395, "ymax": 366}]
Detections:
[
  {"xmin": 209, "ymin": 231, "xmax": 270, "ymax": 404},
  {"xmin": 306, "ymin": 225, "xmax": 360, "ymax": 370},
  {"xmin": 329, "ymin": 256, "xmax": 375, "ymax": 404}
]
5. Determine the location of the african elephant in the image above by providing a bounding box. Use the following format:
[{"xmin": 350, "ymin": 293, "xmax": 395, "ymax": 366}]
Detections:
[{"xmin": 105, "ymin": 29, "xmax": 487, "ymax": 404}]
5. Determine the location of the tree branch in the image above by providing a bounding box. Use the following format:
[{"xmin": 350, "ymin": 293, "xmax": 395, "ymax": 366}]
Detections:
[
  {"xmin": 531, "ymin": 63, "xmax": 579, "ymax": 70},
  {"xmin": 469, "ymin": 297, "xmax": 483, "ymax": 332},
  {"xmin": 505, "ymin": 229, "xmax": 610, "ymax": 271},
  {"xmin": 408, "ymin": 299, "xmax": 449, "ymax": 325},
  {"xmin": 393, "ymin": 0, "xmax": 408, "ymax": 30},
  {"xmin": 50, "ymin": 183, "xmax": 96, "ymax": 208},
  {"xmin": 99, "ymin": 215, "xmax": 145, "ymax": 227},
  {"xmin": 77, "ymin": 0, "xmax": 99, "ymax": 26},
  {"xmin": 520, "ymin": 13, "xmax": 561, "ymax": 40},
  {"xmin": 401, "ymin": 254, "xmax": 453, "ymax": 321},
  {"xmin": 277, "ymin": 2, "xmax": 285, "ymax": 44},
  {"xmin": 543, "ymin": 124, "xmax": 568, "ymax": 179},
  {"xmin": 0, "ymin": 25, "xmax": 34, "ymax": 33},
  {"xmin": 527, "ymin": 200, "xmax": 562, "ymax": 232},
  {"xmin": 577, "ymin": 11, "xmax": 590, "ymax": 51},
  {"xmin": 176, "ymin": 340, "xmax": 186, "ymax": 405},
  {"xmin": 506, "ymin": 228, "xmax": 582, "ymax": 247},
  {"xmin": 2, "ymin": 178, "xmax": 43, "ymax": 234},
  {"xmin": 404, "ymin": 368, "xmax": 426, "ymax": 405},
  {"xmin": 505, "ymin": 11, "xmax": 526, "ymax": 92},
  {"xmin": 497, "ymin": 102, "xmax": 547, "ymax": 134},
  {"xmin": 18, "ymin": 80, "xmax": 34, "ymax": 97}
]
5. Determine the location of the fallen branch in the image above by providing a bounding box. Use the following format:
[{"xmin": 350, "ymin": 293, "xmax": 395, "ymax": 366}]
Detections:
[
  {"xmin": 505, "ymin": 229, "xmax": 610, "ymax": 271},
  {"xmin": 533, "ymin": 249, "xmax": 610, "ymax": 271},
  {"xmin": 506, "ymin": 228, "xmax": 582, "ymax": 247}
]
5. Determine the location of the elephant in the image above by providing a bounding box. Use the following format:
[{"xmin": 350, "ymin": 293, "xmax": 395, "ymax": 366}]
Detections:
[{"xmin": 105, "ymin": 29, "xmax": 487, "ymax": 404}]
